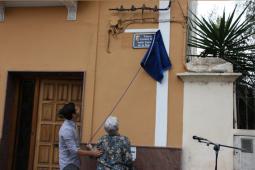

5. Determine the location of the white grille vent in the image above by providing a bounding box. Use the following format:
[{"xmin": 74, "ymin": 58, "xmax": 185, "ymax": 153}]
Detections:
[{"xmin": 241, "ymin": 138, "xmax": 253, "ymax": 153}]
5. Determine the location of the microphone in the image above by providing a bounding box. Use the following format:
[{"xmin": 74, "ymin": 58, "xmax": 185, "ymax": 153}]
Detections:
[{"xmin": 192, "ymin": 135, "xmax": 207, "ymax": 141}]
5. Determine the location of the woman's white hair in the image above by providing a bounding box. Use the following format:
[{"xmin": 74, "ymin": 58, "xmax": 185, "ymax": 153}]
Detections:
[{"xmin": 104, "ymin": 116, "xmax": 119, "ymax": 135}]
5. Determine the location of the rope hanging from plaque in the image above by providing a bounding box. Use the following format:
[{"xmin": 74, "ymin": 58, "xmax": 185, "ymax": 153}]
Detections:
[{"xmin": 90, "ymin": 30, "xmax": 171, "ymax": 143}]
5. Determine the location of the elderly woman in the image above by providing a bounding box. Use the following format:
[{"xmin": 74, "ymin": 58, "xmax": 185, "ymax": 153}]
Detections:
[{"xmin": 96, "ymin": 116, "xmax": 133, "ymax": 170}]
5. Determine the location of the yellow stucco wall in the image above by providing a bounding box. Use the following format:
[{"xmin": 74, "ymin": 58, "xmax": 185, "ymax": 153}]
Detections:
[
  {"xmin": 0, "ymin": 0, "xmax": 187, "ymax": 147},
  {"xmin": 87, "ymin": 1, "xmax": 159, "ymax": 146}
]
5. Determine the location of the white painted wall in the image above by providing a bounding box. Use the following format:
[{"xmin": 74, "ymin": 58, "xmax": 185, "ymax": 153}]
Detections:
[
  {"xmin": 234, "ymin": 135, "xmax": 255, "ymax": 170},
  {"xmin": 178, "ymin": 72, "xmax": 241, "ymax": 170}
]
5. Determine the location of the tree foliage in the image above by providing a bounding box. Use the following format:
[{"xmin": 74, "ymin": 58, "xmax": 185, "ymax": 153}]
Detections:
[
  {"xmin": 245, "ymin": 0, "xmax": 255, "ymax": 43},
  {"xmin": 188, "ymin": 5, "xmax": 255, "ymax": 87}
]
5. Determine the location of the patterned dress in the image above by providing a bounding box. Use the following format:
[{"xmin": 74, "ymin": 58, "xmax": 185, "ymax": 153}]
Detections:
[{"xmin": 96, "ymin": 134, "xmax": 133, "ymax": 170}]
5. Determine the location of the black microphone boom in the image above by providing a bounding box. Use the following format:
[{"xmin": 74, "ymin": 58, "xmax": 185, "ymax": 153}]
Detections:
[
  {"xmin": 192, "ymin": 135, "xmax": 244, "ymax": 170},
  {"xmin": 192, "ymin": 135, "xmax": 207, "ymax": 141}
]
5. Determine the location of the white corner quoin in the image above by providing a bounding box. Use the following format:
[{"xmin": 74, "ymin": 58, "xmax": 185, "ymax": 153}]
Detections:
[{"xmin": 154, "ymin": 0, "xmax": 170, "ymax": 147}]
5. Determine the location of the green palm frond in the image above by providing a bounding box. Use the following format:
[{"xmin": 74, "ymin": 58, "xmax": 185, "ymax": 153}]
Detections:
[
  {"xmin": 188, "ymin": 5, "xmax": 254, "ymax": 57},
  {"xmin": 188, "ymin": 4, "xmax": 255, "ymax": 87}
]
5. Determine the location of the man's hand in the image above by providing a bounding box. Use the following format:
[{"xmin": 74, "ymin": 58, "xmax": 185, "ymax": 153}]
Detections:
[{"xmin": 90, "ymin": 149, "xmax": 103, "ymax": 157}]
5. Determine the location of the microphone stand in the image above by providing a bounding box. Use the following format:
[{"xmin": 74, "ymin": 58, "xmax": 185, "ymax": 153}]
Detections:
[{"xmin": 194, "ymin": 137, "xmax": 244, "ymax": 170}]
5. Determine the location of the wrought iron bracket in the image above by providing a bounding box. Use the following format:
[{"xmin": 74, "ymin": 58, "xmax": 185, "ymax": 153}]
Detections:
[{"xmin": 109, "ymin": 1, "xmax": 171, "ymax": 13}]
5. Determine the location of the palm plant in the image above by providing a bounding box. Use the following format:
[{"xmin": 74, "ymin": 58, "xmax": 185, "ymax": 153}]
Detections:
[{"xmin": 188, "ymin": 5, "xmax": 255, "ymax": 87}]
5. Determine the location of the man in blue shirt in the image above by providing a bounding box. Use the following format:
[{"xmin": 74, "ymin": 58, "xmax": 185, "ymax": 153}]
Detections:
[{"xmin": 58, "ymin": 103, "xmax": 102, "ymax": 170}]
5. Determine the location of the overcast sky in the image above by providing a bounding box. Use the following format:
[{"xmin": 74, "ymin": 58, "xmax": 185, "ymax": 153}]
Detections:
[{"xmin": 196, "ymin": 0, "xmax": 245, "ymax": 19}]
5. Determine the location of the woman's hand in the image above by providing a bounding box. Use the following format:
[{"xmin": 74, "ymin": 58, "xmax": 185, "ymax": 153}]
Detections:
[{"xmin": 90, "ymin": 149, "xmax": 103, "ymax": 157}]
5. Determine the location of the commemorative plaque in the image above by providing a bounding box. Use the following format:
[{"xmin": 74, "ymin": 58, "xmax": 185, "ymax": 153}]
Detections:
[{"xmin": 132, "ymin": 33, "xmax": 155, "ymax": 49}]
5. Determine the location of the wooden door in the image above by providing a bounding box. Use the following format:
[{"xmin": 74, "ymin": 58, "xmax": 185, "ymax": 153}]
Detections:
[{"xmin": 33, "ymin": 80, "xmax": 83, "ymax": 170}]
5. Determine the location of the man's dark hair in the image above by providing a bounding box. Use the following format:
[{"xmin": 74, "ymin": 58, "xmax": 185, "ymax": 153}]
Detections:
[{"xmin": 58, "ymin": 102, "xmax": 76, "ymax": 120}]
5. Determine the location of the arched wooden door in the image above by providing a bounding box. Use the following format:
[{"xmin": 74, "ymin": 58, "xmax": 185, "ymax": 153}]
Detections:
[{"xmin": 33, "ymin": 80, "xmax": 83, "ymax": 170}]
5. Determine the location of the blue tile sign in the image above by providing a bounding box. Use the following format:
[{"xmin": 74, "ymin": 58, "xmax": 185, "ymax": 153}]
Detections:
[{"xmin": 133, "ymin": 33, "xmax": 155, "ymax": 49}]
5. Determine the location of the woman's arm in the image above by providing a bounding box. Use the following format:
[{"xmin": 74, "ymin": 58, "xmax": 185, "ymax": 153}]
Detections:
[
  {"xmin": 77, "ymin": 149, "xmax": 102, "ymax": 157},
  {"xmin": 122, "ymin": 137, "xmax": 133, "ymax": 167}
]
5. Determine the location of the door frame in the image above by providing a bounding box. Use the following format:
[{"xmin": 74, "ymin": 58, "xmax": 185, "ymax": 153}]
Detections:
[
  {"xmin": 27, "ymin": 78, "xmax": 40, "ymax": 170},
  {"xmin": 0, "ymin": 74, "xmax": 20, "ymax": 170}
]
